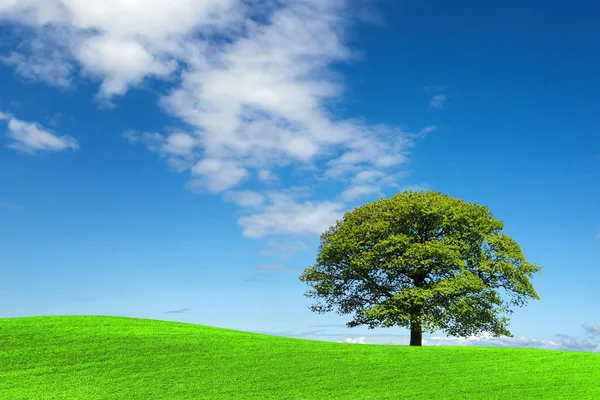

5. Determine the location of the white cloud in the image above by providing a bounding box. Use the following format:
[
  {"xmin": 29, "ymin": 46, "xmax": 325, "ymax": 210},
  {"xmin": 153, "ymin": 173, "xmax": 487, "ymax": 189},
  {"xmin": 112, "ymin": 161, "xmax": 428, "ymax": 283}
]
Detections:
[
  {"xmin": 123, "ymin": 130, "xmax": 164, "ymax": 151},
  {"xmin": 340, "ymin": 184, "xmax": 383, "ymax": 201},
  {"xmin": 154, "ymin": 2, "xmax": 424, "ymax": 200},
  {"xmin": 190, "ymin": 158, "xmax": 249, "ymax": 193},
  {"xmin": 123, "ymin": 130, "xmax": 198, "ymax": 172},
  {"xmin": 257, "ymin": 169, "xmax": 278, "ymax": 184},
  {"xmin": 425, "ymin": 86, "xmax": 447, "ymax": 110},
  {"xmin": 321, "ymin": 124, "xmax": 433, "ymax": 184},
  {"xmin": 260, "ymin": 321, "xmax": 600, "ymax": 353},
  {"xmin": 418, "ymin": 125, "xmax": 438, "ymax": 136},
  {"xmin": 429, "ymin": 93, "xmax": 447, "ymax": 109},
  {"xmin": 74, "ymin": 35, "xmax": 178, "ymax": 99},
  {"xmin": 352, "ymin": 169, "xmax": 385, "ymax": 185},
  {"xmin": 1, "ymin": 39, "xmax": 73, "ymax": 89},
  {"xmin": 238, "ymin": 189, "xmax": 348, "ymax": 238},
  {"xmin": 0, "ymin": 0, "xmax": 245, "ymax": 99},
  {"xmin": 332, "ymin": 168, "xmax": 406, "ymax": 204},
  {"xmin": 223, "ymin": 190, "xmax": 265, "ymax": 208},
  {"xmin": 0, "ymin": 0, "xmax": 435, "ymax": 238},
  {"xmin": 161, "ymin": 132, "xmax": 197, "ymax": 157},
  {"xmin": 327, "ymin": 331, "xmax": 571, "ymax": 351},
  {"xmin": 0, "ymin": 111, "xmax": 78, "ymax": 153},
  {"xmin": 259, "ymin": 239, "xmax": 310, "ymax": 259},
  {"xmin": 583, "ymin": 322, "xmax": 600, "ymax": 336}
]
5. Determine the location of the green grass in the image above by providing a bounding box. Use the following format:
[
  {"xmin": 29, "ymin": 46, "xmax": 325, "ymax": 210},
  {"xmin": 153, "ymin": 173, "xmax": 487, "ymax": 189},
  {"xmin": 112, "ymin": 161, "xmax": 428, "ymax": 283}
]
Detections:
[{"xmin": 1, "ymin": 316, "xmax": 599, "ymax": 399}]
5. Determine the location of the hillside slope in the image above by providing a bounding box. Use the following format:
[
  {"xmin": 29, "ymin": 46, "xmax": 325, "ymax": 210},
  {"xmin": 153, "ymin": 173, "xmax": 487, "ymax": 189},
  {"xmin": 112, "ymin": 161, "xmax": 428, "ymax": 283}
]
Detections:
[{"xmin": 1, "ymin": 316, "xmax": 599, "ymax": 399}]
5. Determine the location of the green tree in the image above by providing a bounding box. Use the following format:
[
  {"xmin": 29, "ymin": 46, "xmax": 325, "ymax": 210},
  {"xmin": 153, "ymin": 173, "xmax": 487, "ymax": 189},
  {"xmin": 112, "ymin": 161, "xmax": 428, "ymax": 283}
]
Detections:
[{"xmin": 299, "ymin": 190, "xmax": 542, "ymax": 346}]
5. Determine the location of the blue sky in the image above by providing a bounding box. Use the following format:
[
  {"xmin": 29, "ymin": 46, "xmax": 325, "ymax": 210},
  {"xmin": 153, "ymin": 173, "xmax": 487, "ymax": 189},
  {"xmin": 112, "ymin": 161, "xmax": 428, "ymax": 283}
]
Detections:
[{"xmin": 1, "ymin": 0, "xmax": 599, "ymax": 352}]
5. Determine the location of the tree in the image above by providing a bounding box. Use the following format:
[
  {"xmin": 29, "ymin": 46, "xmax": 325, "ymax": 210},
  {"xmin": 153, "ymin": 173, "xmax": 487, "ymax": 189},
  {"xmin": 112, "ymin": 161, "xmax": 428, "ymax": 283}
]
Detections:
[{"xmin": 299, "ymin": 190, "xmax": 542, "ymax": 346}]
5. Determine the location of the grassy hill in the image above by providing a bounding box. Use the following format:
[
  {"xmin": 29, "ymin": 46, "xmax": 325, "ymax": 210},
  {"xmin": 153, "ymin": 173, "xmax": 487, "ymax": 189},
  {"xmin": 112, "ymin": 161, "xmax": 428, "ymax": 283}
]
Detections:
[{"xmin": 0, "ymin": 315, "xmax": 599, "ymax": 399}]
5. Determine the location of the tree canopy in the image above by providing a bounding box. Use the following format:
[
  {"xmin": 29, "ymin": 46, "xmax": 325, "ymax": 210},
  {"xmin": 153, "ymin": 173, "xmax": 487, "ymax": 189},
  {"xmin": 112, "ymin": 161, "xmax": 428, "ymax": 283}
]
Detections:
[{"xmin": 299, "ymin": 190, "xmax": 543, "ymax": 346}]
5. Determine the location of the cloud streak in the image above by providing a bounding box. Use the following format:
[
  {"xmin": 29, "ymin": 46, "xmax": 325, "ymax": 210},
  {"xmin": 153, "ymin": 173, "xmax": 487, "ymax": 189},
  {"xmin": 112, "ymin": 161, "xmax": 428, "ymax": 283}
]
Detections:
[
  {"xmin": 0, "ymin": 111, "xmax": 79, "ymax": 154},
  {"xmin": 0, "ymin": 200, "xmax": 21, "ymax": 210},
  {"xmin": 255, "ymin": 321, "xmax": 600, "ymax": 353},
  {"xmin": 259, "ymin": 239, "xmax": 310, "ymax": 259},
  {"xmin": 429, "ymin": 94, "xmax": 447, "ymax": 109},
  {"xmin": 163, "ymin": 308, "xmax": 191, "ymax": 314},
  {"xmin": 425, "ymin": 86, "xmax": 448, "ymax": 109}
]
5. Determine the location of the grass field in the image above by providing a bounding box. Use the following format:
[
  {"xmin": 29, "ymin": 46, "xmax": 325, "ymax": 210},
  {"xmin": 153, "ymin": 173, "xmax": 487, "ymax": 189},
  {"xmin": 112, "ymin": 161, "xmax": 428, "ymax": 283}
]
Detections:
[{"xmin": 1, "ymin": 315, "xmax": 599, "ymax": 399}]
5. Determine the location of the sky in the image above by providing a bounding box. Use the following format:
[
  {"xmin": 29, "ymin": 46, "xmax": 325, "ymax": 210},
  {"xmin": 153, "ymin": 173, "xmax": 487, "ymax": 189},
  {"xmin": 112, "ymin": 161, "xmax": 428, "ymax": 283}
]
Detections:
[{"xmin": 0, "ymin": 0, "xmax": 599, "ymax": 353}]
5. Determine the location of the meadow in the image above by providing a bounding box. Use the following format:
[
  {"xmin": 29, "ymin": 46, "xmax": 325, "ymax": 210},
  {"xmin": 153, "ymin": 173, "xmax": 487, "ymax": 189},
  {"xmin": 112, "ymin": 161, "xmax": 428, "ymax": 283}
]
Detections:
[{"xmin": 1, "ymin": 315, "xmax": 599, "ymax": 399}]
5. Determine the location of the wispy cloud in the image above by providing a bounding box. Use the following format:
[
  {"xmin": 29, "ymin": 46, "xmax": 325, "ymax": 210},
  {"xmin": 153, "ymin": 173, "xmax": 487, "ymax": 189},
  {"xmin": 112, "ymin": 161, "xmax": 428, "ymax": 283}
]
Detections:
[
  {"xmin": 1, "ymin": 27, "xmax": 75, "ymax": 90},
  {"xmin": 0, "ymin": 1, "xmax": 434, "ymax": 238},
  {"xmin": 47, "ymin": 112, "xmax": 63, "ymax": 127},
  {"xmin": 223, "ymin": 190, "xmax": 266, "ymax": 209},
  {"xmin": 244, "ymin": 272, "xmax": 268, "ymax": 283},
  {"xmin": 123, "ymin": 129, "xmax": 198, "ymax": 172},
  {"xmin": 257, "ymin": 169, "xmax": 279, "ymax": 184},
  {"xmin": 424, "ymin": 85, "xmax": 445, "ymax": 94},
  {"xmin": 429, "ymin": 94, "xmax": 447, "ymax": 109},
  {"xmin": 163, "ymin": 308, "xmax": 191, "ymax": 314},
  {"xmin": 340, "ymin": 184, "xmax": 383, "ymax": 201},
  {"xmin": 256, "ymin": 263, "xmax": 301, "ymax": 271},
  {"xmin": 399, "ymin": 183, "xmax": 430, "ymax": 193},
  {"xmin": 241, "ymin": 204, "xmax": 345, "ymax": 239},
  {"xmin": 245, "ymin": 262, "xmax": 304, "ymax": 283},
  {"xmin": 234, "ymin": 239, "xmax": 311, "ymax": 261},
  {"xmin": 237, "ymin": 190, "xmax": 348, "ymax": 239},
  {"xmin": 425, "ymin": 86, "xmax": 448, "ymax": 109},
  {"xmin": 0, "ymin": 111, "xmax": 79, "ymax": 154},
  {"xmin": 259, "ymin": 239, "xmax": 310, "ymax": 259},
  {"xmin": 255, "ymin": 321, "xmax": 600, "ymax": 353},
  {"xmin": 0, "ymin": 199, "xmax": 21, "ymax": 210},
  {"xmin": 583, "ymin": 322, "xmax": 600, "ymax": 336}
]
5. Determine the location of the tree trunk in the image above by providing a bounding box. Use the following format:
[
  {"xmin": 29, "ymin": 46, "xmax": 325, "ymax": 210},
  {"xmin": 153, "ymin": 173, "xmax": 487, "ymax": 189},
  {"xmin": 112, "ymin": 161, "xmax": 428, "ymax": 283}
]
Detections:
[
  {"xmin": 409, "ymin": 319, "xmax": 422, "ymax": 346},
  {"xmin": 410, "ymin": 277, "xmax": 425, "ymax": 346},
  {"xmin": 409, "ymin": 303, "xmax": 423, "ymax": 346}
]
